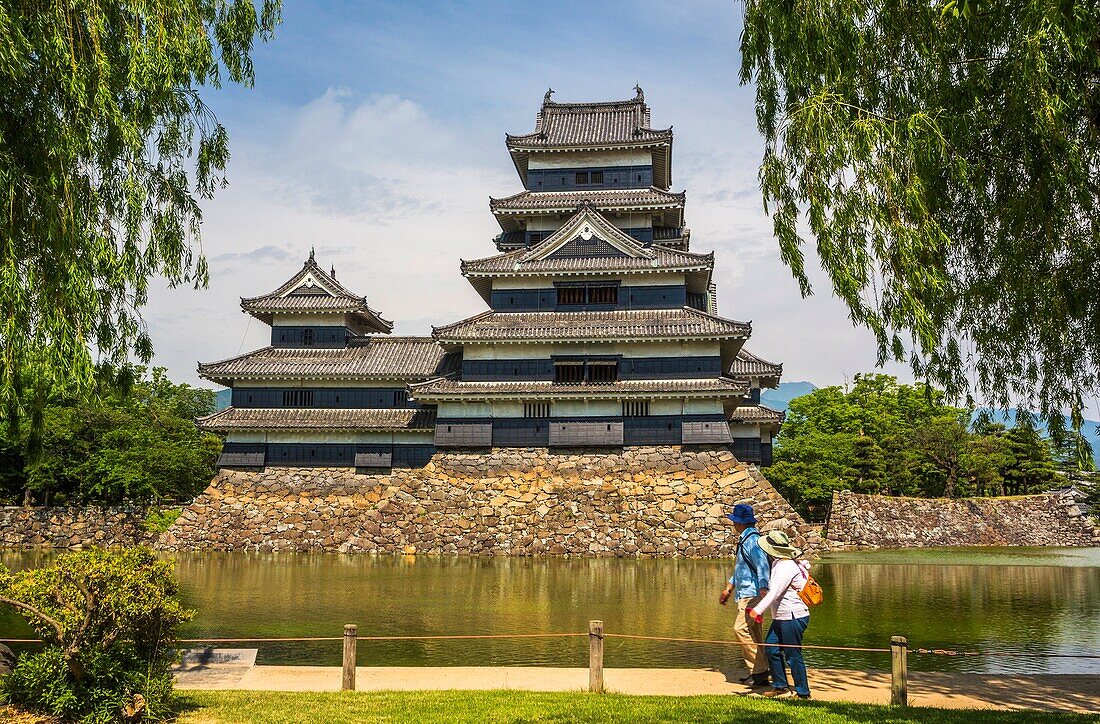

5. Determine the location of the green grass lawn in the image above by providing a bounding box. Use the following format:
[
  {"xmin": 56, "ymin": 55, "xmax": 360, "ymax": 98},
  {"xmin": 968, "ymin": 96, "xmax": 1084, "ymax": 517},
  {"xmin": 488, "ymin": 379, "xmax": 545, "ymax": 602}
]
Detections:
[{"xmin": 175, "ymin": 690, "xmax": 1098, "ymax": 724}]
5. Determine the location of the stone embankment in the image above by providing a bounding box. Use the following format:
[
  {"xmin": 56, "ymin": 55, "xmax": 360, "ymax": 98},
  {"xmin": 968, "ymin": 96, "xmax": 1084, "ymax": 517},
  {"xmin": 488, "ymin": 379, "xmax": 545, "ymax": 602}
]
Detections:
[
  {"xmin": 158, "ymin": 446, "xmax": 819, "ymax": 557},
  {"xmin": 825, "ymin": 490, "xmax": 1099, "ymax": 549},
  {"xmin": 0, "ymin": 506, "xmax": 153, "ymax": 549}
]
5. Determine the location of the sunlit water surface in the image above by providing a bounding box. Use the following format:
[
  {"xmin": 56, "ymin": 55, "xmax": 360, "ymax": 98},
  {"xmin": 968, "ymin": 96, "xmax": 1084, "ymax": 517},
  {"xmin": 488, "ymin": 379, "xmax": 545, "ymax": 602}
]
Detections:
[{"xmin": 2, "ymin": 547, "xmax": 1097, "ymax": 674}]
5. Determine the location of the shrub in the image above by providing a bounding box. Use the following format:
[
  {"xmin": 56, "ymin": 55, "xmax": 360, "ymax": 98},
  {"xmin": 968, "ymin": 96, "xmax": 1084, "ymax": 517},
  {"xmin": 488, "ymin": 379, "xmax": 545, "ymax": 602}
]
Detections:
[
  {"xmin": 0, "ymin": 547, "xmax": 193, "ymax": 722},
  {"xmin": 143, "ymin": 508, "xmax": 182, "ymax": 534}
]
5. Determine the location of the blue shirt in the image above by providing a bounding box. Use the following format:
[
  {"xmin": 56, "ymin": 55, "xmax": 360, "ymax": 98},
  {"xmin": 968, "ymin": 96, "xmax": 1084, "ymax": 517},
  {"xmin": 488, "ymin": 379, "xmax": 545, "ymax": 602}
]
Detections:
[{"xmin": 728, "ymin": 527, "xmax": 770, "ymax": 599}]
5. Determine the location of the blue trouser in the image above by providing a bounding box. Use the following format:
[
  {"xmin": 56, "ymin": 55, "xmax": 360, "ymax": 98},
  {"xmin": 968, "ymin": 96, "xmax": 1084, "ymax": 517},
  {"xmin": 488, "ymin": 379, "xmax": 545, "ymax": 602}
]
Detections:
[{"xmin": 764, "ymin": 616, "xmax": 810, "ymax": 696}]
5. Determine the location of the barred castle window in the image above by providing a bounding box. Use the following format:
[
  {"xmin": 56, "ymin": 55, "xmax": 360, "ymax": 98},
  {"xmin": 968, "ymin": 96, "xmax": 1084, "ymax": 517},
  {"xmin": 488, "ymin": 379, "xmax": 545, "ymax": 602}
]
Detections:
[
  {"xmin": 557, "ymin": 286, "xmax": 586, "ymax": 305},
  {"xmin": 524, "ymin": 402, "xmax": 551, "ymax": 418},
  {"xmin": 554, "ymin": 360, "xmax": 584, "ymax": 384},
  {"xmin": 590, "ymin": 170, "xmax": 604, "ymax": 184},
  {"xmin": 282, "ymin": 390, "xmax": 314, "ymax": 407},
  {"xmin": 588, "ymin": 360, "xmax": 618, "ymax": 384},
  {"xmin": 393, "ymin": 389, "xmax": 408, "ymax": 407},
  {"xmin": 301, "ymin": 328, "xmax": 315, "ymax": 346},
  {"xmin": 622, "ymin": 400, "xmax": 650, "ymax": 417},
  {"xmin": 588, "ymin": 284, "xmax": 617, "ymax": 304},
  {"xmin": 575, "ymin": 171, "xmax": 589, "ymax": 185}
]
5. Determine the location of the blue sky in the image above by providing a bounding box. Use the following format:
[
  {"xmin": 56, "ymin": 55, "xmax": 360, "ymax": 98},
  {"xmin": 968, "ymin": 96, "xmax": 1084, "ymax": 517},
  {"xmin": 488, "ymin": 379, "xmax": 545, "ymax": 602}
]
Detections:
[{"xmin": 145, "ymin": 0, "xmax": 1100, "ymax": 431}]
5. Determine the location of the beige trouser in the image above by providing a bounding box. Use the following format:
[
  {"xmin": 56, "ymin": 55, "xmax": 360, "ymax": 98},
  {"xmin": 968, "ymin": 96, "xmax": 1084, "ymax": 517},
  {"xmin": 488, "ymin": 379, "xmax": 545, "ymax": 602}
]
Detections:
[{"xmin": 734, "ymin": 597, "xmax": 768, "ymax": 675}]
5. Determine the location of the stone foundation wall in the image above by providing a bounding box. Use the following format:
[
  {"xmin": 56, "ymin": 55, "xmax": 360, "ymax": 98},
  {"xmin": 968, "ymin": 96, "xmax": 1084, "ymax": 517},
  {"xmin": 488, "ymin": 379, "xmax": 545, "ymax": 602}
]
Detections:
[
  {"xmin": 825, "ymin": 490, "xmax": 1099, "ymax": 549},
  {"xmin": 0, "ymin": 506, "xmax": 153, "ymax": 549},
  {"xmin": 158, "ymin": 446, "xmax": 820, "ymax": 557}
]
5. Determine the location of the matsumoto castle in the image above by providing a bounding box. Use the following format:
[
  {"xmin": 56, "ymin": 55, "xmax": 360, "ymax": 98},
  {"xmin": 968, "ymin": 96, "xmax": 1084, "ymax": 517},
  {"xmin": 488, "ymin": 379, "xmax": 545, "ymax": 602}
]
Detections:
[{"xmin": 198, "ymin": 88, "xmax": 785, "ymax": 470}]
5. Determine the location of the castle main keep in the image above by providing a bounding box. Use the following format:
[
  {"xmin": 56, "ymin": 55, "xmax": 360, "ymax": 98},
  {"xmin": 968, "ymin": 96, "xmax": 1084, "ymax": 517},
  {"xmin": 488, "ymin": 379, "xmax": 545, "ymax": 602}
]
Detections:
[{"xmin": 197, "ymin": 89, "xmax": 785, "ymax": 469}]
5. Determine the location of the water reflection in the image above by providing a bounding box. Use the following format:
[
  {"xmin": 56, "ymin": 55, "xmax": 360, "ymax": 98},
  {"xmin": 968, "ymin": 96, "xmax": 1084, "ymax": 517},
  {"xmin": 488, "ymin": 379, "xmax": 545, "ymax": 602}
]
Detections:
[{"xmin": 1, "ymin": 549, "xmax": 1097, "ymax": 673}]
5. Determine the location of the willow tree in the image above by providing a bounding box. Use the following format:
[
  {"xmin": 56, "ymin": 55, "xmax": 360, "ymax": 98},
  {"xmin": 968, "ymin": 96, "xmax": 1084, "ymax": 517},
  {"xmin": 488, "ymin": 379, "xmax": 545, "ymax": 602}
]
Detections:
[
  {"xmin": 0, "ymin": 1, "xmax": 280, "ymax": 457},
  {"xmin": 740, "ymin": 0, "xmax": 1100, "ymax": 448}
]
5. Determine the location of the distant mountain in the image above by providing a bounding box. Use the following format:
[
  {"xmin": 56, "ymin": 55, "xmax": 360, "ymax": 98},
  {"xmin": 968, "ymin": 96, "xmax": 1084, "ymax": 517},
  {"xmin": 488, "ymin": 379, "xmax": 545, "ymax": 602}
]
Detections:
[
  {"xmin": 973, "ymin": 408, "xmax": 1100, "ymax": 469},
  {"xmin": 760, "ymin": 381, "xmax": 817, "ymax": 412},
  {"xmin": 214, "ymin": 388, "xmax": 231, "ymax": 412}
]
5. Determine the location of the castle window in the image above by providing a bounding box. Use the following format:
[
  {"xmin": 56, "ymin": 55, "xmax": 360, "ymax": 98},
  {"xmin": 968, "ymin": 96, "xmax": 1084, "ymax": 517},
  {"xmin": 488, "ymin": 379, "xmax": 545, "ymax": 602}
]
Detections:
[
  {"xmin": 524, "ymin": 402, "xmax": 551, "ymax": 418},
  {"xmin": 623, "ymin": 400, "xmax": 650, "ymax": 417},
  {"xmin": 301, "ymin": 328, "xmax": 315, "ymax": 346},
  {"xmin": 557, "ymin": 286, "xmax": 586, "ymax": 305},
  {"xmin": 588, "ymin": 360, "xmax": 618, "ymax": 385},
  {"xmin": 590, "ymin": 170, "xmax": 604, "ymax": 184},
  {"xmin": 588, "ymin": 285, "xmax": 617, "ymax": 305},
  {"xmin": 554, "ymin": 361, "xmax": 585, "ymax": 384},
  {"xmin": 575, "ymin": 171, "xmax": 589, "ymax": 185},
  {"xmin": 393, "ymin": 389, "xmax": 408, "ymax": 407},
  {"xmin": 282, "ymin": 390, "xmax": 314, "ymax": 407}
]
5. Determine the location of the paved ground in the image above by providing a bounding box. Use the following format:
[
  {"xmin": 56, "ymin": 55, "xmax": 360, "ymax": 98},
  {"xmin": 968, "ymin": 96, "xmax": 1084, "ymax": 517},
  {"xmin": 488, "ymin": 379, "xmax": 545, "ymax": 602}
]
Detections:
[{"xmin": 172, "ymin": 661, "xmax": 1099, "ymax": 714}]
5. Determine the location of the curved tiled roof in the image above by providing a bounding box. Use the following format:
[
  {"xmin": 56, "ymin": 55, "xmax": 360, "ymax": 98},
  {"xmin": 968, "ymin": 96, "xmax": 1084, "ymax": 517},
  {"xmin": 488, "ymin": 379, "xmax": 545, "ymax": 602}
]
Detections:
[
  {"xmin": 410, "ymin": 377, "xmax": 747, "ymax": 400},
  {"xmin": 197, "ymin": 407, "xmax": 436, "ymax": 432},
  {"xmin": 197, "ymin": 337, "xmax": 459, "ymax": 385},
  {"xmin": 240, "ymin": 253, "xmax": 392, "ymax": 332},
  {"xmin": 433, "ymin": 308, "xmax": 750, "ymax": 344},
  {"xmin": 728, "ymin": 405, "xmax": 786, "ymax": 423},
  {"xmin": 506, "ymin": 93, "xmax": 672, "ymax": 149},
  {"xmin": 729, "ymin": 349, "xmax": 783, "ymax": 378},
  {"xmin": 490, "ymin": 188, "xmax": 684, "ymax": 213},
  {"xmin": 461, "ymin": 245, "xmax": 712, "ymax": 275},
  {"xmin": 463, "ymin": 205, "xmax": 711, "ymax": 276}
]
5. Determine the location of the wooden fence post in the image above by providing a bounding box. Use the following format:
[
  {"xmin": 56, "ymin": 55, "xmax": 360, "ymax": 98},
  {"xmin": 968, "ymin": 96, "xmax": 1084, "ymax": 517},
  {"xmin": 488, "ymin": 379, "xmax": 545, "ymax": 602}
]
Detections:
[
  {"xmin": 343, "ymin": 624, "xmax": 357, "ymax": 692},
  {"xmin": 890, "ymin": 636, "xmax": 908, "ymax": 706},
  {"xmin": 588, "ymin": 620, "xmax": 604, "ymax": 693}
]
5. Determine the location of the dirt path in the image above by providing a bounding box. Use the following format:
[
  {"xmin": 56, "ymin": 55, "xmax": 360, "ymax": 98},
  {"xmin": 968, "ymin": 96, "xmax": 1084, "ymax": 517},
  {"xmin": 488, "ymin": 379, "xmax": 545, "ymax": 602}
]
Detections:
[{"xmin": 172, "ymin": 663, "xmax": 1099, "ymax": 714}]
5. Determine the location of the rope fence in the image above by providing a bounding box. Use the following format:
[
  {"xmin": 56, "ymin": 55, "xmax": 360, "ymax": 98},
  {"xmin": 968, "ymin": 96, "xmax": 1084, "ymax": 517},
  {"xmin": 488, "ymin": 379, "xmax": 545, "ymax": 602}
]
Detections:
[{"xmin": 3, "ymin": 624, "xmax": 1099, "ymax": 706}]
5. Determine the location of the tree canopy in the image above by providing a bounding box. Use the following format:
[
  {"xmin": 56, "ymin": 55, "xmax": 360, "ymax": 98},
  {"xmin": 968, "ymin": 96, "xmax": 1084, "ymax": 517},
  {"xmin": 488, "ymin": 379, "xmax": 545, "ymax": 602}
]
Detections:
[
  {"xmin": 0, "ymin": 0, "xmax": 279, "ymax": 437},
  {"xmin": 767, "ymin": 374, "xmax": 1060, "ymax": 519},
  {"xmin": 0, "ymin": 364, "xmax": 220, "ymax": 505},
  {"xmin": 740, "ymin": 0, "xmax": 1100, "ymax": 435}
]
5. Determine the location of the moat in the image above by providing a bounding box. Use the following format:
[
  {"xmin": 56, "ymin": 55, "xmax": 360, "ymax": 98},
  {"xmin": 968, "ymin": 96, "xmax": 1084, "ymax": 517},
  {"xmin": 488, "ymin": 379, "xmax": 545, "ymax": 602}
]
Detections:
[{"xmin": 2, "ymin": 548, "xmax": 1098, "ymax": 674}]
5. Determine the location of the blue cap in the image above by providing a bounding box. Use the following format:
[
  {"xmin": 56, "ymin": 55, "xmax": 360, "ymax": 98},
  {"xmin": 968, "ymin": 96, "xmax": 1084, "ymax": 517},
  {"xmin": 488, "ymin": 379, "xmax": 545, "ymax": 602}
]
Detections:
[{"xmin": 727, "ymin": 503, "xmax": 756, "ymax": 525}]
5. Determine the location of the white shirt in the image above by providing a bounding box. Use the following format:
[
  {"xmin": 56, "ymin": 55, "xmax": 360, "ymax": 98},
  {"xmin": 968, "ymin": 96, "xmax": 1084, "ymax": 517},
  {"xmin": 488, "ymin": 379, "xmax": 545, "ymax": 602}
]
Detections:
[{"xmin": 753, "ymin": 559, "xmax": 810, "ymax": 621}]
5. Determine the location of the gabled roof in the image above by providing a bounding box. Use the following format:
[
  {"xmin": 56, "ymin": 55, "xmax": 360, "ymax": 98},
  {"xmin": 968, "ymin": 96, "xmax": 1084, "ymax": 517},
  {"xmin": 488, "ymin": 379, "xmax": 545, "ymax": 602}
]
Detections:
[
  {"xmin": 239, "ymin": 251, "xmax": 393, "ymax": 332},
  {"xmin": 197, "ymin": 337, "xmax": 459, "ymax": 386},
  {"xmin": 197, "ymin": 407, "xmax": 436, "ymax": 433},
  {"xmin": 460, "ymin": 205, "xmax": 712, "ymax": 302},
  {"xmin": 729, "ymin": 349, "xmax": 783, "ymax": 387},
  {"xmin": 432, "ymin": 308, "xmax": 750, "ymax": 345},
  {"xmin": 409, "ymin": 377, "xmax": 748, "ymax": 402},
  {"xmin": 505, "ymin": 88, "xmax": 674, "ymax": 188}
]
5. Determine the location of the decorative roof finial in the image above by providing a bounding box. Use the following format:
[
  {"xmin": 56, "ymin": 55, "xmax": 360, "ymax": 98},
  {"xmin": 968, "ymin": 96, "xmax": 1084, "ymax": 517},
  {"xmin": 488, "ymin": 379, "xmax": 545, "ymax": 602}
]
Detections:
[
  {"xmin": 634, "ymin": 84, "xmax": 644, "ymax": 102},
  {"xmin": 543, "ymin": 87, "xmax": 554, "ymax": 105},
  {"xmin": 308, "ymin": 247, "xmax": 315, "ymax": 264},
  {"xmin": 330, "ymin": 265, "xmax": 336, "ymax": 280}
]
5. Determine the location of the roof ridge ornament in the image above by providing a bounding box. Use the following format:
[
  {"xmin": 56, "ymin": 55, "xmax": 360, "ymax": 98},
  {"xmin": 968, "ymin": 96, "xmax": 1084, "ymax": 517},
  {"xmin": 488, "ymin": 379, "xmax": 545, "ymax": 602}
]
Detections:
[
  {"xmin": 543, "ymin": 87, "xmax": 554, "ymax": 105},
  {"xmin": 308, "ymin": 247, "xmax": 315, "ymax": 263},
  {"xmin": 634, "ymin": 84, "xmax": 644, "ymax": 103}
]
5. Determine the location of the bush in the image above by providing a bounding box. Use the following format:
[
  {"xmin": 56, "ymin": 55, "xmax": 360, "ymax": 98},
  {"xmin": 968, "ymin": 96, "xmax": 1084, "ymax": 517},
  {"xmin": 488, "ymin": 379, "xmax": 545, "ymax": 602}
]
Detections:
[
  {"xmin": 143, "ymin": 508, "xmax": 182, "ymax": 534},
  {"xmin": 0, "ymin": 548, "xmax": 193, "ymax": 722}
]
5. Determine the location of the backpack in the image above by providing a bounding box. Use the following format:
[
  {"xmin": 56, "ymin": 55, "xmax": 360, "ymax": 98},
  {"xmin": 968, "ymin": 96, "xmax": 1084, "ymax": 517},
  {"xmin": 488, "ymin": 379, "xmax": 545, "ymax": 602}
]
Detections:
[{"xmin": 795, "ymin": 562, "xmax": 824, "ymax": 607}]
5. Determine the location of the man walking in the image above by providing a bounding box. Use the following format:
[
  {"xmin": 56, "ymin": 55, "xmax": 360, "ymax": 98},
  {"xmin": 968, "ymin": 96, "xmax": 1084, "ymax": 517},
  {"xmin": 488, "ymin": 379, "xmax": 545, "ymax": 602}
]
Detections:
[{"xmin": 719, "ymin": 503, "xmax": 770, "ymax": 688}]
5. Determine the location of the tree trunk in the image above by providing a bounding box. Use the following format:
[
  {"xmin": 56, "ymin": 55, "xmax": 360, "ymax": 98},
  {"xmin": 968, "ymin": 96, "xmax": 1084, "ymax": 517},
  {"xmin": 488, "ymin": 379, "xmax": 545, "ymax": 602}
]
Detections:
[{"xmin": 22, "ymin": 485, "xmax": 33, "ymax": 507}]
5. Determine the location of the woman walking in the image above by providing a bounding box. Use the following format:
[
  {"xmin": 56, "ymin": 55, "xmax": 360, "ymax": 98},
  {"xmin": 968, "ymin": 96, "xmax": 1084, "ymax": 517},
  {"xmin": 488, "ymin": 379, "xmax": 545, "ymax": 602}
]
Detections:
[{"xmin": 747, "ymin": 530, "xmax": 811, "ymax": 699}]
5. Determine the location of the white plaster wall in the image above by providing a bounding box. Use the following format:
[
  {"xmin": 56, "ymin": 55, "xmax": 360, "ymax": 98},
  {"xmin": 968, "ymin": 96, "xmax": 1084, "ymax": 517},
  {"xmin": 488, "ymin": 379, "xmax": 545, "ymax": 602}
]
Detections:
[
  {"xmin": 528, "ymin": 150, "xmax": 651, "ymax": 169},
  {"xmin": 728, "ymin": 422, "xmax": 768, "ymax": 441},
  {"xmin": 682, "ymin": 399, "xmax": 726, "ymax": 415},
  {"xmin": 550, "ymin": 400, "xmax": 621, "ymax": 417},
  {"xmin": 436, "ymin": 402, "xmax": 492, "ymax": 418}
]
